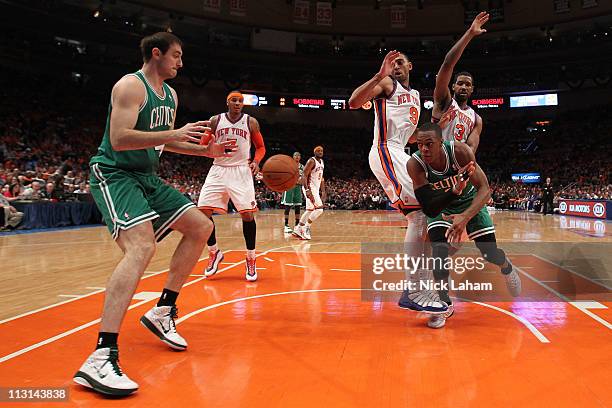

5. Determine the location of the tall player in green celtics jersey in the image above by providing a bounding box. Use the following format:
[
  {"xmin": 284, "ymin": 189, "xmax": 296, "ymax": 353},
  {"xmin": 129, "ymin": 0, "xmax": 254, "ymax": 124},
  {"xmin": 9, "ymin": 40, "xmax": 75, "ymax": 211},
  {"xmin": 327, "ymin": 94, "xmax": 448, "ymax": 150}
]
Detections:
[
  {"xmin": 408, "ymin": 123, "xmax": 522, "ymax": 329},
  {"xmin": 73, "ymin": 32, "xmax": 235, "ymax": 397}
]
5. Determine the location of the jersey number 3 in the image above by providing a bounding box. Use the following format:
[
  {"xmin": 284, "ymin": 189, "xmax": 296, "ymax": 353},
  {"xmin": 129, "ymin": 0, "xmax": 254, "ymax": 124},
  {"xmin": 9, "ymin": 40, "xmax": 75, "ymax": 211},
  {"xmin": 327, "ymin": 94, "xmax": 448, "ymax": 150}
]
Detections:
[{"xmin": 454, "ymin": 124, "xmax": 466, "ymax": 141}]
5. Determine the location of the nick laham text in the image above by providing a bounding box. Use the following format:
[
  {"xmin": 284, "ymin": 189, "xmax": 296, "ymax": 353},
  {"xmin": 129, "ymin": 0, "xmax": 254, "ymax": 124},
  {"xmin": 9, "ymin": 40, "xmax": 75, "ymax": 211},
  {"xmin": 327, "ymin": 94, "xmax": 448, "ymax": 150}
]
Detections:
[{"xmin": 372, "ymin": 279, "xmax": 493, "ymax": 292}]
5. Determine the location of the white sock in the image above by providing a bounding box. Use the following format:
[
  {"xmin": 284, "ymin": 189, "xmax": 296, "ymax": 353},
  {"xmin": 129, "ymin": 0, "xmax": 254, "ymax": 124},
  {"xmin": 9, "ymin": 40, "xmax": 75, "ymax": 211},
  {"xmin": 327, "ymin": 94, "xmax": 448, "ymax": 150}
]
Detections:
[
  {"xmin": 209, "ymin": 244, "xmax": 218, "ymax": 253},
  {"xmin": 247, "ymin": 249, "xmax": 256, "ymax": 259}
]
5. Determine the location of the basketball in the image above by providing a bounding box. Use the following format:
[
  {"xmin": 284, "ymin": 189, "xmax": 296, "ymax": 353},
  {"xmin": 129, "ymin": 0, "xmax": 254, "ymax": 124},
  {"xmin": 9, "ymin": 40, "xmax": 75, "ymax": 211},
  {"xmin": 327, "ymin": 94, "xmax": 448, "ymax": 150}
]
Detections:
[{"xmin": 262, "ymin": 154, "xmax": 299, "ymax": 192}]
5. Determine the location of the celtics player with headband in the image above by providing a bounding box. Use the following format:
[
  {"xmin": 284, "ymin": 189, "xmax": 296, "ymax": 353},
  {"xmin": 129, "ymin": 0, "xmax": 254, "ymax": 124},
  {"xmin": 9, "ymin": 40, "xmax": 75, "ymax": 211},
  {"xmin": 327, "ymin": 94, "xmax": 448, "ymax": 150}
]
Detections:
[{"xmin": 409, "ymin": 122, "xmax": 522, "ymax": 329}]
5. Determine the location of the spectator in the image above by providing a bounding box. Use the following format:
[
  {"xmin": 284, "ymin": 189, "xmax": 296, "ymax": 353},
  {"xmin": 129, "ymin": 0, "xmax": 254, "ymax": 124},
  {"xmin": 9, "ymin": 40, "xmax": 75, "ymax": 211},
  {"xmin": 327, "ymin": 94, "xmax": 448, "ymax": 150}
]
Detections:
[{"xmin": 0, "ymin": 193, "xmax": 24, "ymax": 230}]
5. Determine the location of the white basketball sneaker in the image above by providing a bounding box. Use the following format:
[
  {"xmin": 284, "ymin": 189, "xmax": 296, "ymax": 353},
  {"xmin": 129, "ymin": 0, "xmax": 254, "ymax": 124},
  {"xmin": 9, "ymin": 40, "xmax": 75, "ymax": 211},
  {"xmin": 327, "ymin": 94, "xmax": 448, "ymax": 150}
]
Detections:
[
  {"xmin": 427, "ymin": 304, "xmax": 455, "ymax": 329},
  {"xmin": 140, "ymin": 305, "xmax": 187, "ymax": 350},
  {"xmin": 205, "ymin": 249, "xmax": 224, "ymax": 277},
  {"xmin": 303, "ymin": 225, "xmax": 312, "ymax": 240},
  {"xmin": 292, "ymin": 225, "xmax": 307, "ymax": 240},
  {"xmin": 284, "ymin": 225, "xmax": 293, "ymax": 234},
  {"xmin": 504, "ymin": 266, "xmax": 522, "ymax": 297},
  {"xmin": 73, "ymin": 347, "xmax": 138, "ymax": 396}
]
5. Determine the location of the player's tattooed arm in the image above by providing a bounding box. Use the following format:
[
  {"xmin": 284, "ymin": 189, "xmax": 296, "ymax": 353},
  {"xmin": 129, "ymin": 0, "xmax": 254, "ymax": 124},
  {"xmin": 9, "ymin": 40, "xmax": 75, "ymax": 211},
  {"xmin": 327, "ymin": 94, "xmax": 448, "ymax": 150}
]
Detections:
[
  {"xmin": 466, "ymin": 114, "xmax": 483, "ymax": 154},
  {"xmin": 348, "ymin": 50, "xmax": 397, "ymax": 109}
]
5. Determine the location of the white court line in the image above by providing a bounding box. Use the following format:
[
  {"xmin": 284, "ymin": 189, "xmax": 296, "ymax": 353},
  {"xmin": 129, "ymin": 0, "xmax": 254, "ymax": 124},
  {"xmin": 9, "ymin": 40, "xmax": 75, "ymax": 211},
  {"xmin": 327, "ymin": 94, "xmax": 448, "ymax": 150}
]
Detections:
[
  {"xmin": 190, "ymin": 274, "xmax": 205, "ymax": 277},
  {"xmin": 0, "ymin": 251, "xmax": 232, "ymax": 325},
  {"xmin": 0, "ymin": 242, "xmax": 358, "ymax": 362},
  {"xmin": 85, "ymin": 287, "xmax": 104, "ymax": 290},
  {"xmin": 285, "ymin": 263, "xmax": 307, "ymax": 269},
  {"xmin": 530, "ymin": 254, "xmax": 612, "ymax": 291},
  {"xmin": 469, "ymin": 301, "xmax": 550, "ymax": 344},
  {"xmin": 515, "ymin": 266, "xmax": 611, "ymax": 330},
  {"xmin": 330, "ymin": 268, "xmax": 361, "ymax": 272},
  {"xmin": 177, "ymin": 289, "xmax": 551, "ymax": 344},
  {"xmin": 264, "ymin": 257, "xmax": 274, "ymax": 262}
]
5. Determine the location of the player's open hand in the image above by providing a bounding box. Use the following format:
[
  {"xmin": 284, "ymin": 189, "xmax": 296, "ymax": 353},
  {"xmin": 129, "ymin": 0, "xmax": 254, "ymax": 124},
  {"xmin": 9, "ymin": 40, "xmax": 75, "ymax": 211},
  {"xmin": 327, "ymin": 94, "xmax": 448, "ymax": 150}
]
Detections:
[
  {"xmin": 176, "ymin": 121, "xmax": 211, "ymax": 143},
  {"xmin": 204, "ymin": 140, "xmax": 237, "ymax": 158},
  {"xmin": 378, "ymin": 50, "xmax": 401, "ymax": 78},
  {"xmin": 249, "ymin": 160, "xmax": 260, "ymax": 175},
  {"xmin": 442, "ymin": 213, "xmax": 468, "ymax": 244},
  {"xmin": 452, "ymin": 161, "xmax": 475, "ymax": 195},
  {"xmin": 469, "ymin": 12, "xmax": 489, "ymax": 37}
]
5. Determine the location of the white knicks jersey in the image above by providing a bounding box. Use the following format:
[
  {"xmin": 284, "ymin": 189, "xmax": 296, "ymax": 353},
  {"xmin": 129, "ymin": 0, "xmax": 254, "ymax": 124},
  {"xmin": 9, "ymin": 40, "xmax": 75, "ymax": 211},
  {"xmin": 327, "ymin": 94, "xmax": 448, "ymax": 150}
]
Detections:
[
  {"xmin": 373, "ymin": 80, "xmax": 420, "ymax": 148},
  {"xmin": 306, "ymin": 157, "xmax": 324, "ymax": 192},
  {"xmin": 438, "ymin": 99, "xmax": 477, "ymax": 143},
  {"xmin": 213, "ymin": 113, "xmax": 251, "ymax": 166}
]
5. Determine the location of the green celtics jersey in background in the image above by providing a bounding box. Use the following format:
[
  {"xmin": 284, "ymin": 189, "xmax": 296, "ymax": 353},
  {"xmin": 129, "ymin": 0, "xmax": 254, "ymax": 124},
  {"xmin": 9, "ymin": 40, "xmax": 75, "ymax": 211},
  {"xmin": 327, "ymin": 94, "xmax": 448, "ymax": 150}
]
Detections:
[
  {"xmin": 90, "ymin": 70, "xmax": 176, "ymax": 174},
  {"xmin": 412, "ymin": 140, "xmax": 477, "ymax": 214}
]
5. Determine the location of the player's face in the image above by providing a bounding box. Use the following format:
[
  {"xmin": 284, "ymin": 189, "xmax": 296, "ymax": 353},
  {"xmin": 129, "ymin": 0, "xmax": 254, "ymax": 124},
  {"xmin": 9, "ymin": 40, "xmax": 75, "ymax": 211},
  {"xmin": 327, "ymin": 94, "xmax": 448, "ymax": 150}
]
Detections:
[
  {"xmin": 416, "ymin": 131, "xmax": 442, "ymax": 164},
  {"xmin": 156, "ymin": 43, "xmax": 183, "ymax": 79},
  {"xmin": 314, "ymin": 148, "xmax": 324, "ymax": 158},
  {"xmin": 227, "ymin": 97, "xmax": 244, "ymax": 114},
  {"xmin": 452, "ymin": 75, "xmax": 474, "ymax": 103},
  {"xmin": 392, "ymin": 55, "xmax": 412, "ymax": 82},
  {"xmin": 293, "ymin": 154, "xmax": 301, "ymax": 163}
]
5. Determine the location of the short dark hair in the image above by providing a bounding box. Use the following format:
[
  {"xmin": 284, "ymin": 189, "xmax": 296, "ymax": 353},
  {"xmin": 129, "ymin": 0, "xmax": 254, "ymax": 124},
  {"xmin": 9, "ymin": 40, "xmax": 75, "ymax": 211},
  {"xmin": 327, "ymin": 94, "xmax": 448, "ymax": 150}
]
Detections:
[
  {"xmin": 140, "ymin": 32, "xmax": 183, "ymax": 62},
  {"xmin": 454, "ymin": 71, "xmax": 474, "ymax": 85},
  {"xmin": 398, "ymin": 51, "xmax": 410, "ymax": 61},
  {"xmin": 418, "ymin": 122, "xmax": 442, "ymax": 138}
]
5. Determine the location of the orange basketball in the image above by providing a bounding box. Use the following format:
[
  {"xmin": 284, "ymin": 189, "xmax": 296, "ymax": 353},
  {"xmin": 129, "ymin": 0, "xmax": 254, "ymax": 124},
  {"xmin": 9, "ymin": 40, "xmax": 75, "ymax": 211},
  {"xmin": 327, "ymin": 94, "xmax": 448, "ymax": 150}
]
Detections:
[{"xmin": 262, "ymin": 154, "xmax": 299, "ymax": 192}]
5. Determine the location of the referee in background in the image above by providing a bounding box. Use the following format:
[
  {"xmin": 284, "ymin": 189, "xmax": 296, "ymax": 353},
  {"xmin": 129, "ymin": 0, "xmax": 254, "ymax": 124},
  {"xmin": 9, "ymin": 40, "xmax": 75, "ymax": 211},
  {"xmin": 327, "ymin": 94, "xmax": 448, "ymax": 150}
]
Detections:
[{"xmin": 542, "ymin": 177, "xmax": 554, "ymax": 215}]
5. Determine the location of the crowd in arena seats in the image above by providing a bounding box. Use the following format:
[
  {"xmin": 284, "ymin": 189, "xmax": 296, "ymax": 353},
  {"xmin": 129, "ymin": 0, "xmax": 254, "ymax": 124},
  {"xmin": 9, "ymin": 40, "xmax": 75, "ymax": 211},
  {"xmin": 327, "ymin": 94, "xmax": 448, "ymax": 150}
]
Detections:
[{"xmin": 0, "ymin": 70, "xmax": 610, "ymax": 229}]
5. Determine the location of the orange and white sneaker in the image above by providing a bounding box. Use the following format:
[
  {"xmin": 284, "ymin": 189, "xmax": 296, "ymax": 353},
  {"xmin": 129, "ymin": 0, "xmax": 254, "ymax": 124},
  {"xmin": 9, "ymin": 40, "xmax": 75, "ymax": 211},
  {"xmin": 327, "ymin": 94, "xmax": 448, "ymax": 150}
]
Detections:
[
  {"xmin": 246, "ymin": 257, "xmax": 257, "ymax": 281},
  {"xmin": 205, "ymin": 249, "xmax": 224, "ymax": 277}
]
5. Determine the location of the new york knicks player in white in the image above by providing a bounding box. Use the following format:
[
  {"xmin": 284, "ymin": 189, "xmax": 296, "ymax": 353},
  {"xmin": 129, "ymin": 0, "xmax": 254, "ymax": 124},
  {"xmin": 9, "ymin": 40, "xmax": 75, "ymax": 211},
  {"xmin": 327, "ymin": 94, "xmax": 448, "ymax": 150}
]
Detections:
[
  {"xmin": 349, "ymin": 50, "xmax": 448, "ymax": 313},
  {"xmin": 198, "ymin": 91, "xmax": 266, "ymax": 281},
  {"xmin": 293, "ymin": 146, "xmax": 325, "ymax": 240},
  {"xmin": 432, "ymin": 12, "xmax": 488, "ymax": 153}
]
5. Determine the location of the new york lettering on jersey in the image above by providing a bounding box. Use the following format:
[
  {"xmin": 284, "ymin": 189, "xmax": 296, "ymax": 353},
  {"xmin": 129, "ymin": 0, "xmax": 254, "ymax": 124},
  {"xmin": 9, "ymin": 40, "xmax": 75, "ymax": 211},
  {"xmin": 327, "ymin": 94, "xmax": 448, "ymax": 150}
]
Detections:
[
  {"xmin": 373, "ymin": 80, "xmax": 421, "ymax": 148},
  {"xmin": 441, "ymin": 99, "xmax": 476, "ymax": 143},
  {"xmin": 213, "ymin": 113, "xmax": 251, "ymax": 166}
]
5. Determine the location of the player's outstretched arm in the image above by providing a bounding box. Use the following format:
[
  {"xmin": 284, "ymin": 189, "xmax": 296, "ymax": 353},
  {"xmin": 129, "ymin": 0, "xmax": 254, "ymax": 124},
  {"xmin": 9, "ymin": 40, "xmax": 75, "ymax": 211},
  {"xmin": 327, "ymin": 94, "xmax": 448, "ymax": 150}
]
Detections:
[
  {"xmin": 433, "ymin": 12, "xmax": 489, "ymax": 115},
  {"xmin": 348, "ymin": 50, "xmax": 397, "ymax": 109}
]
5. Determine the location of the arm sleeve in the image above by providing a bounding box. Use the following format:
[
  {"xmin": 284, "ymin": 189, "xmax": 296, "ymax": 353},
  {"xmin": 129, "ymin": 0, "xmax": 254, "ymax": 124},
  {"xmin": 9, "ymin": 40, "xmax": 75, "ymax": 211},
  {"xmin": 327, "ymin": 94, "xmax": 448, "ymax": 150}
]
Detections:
[
  {"xmin": 414, "ymin": 184, "xmax": 458, "ymax": 218},
  {"xmin": 252, "ymin": 131, "xmax": 266, "ymax": 163}
]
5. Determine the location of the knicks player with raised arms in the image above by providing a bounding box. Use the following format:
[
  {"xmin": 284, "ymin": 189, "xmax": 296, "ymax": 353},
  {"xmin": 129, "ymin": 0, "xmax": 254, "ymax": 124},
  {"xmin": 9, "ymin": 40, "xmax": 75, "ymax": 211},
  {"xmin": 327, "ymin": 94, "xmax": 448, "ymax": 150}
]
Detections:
[
  {"xmin": 198, "ymin": 91, "xmax": 266, "ymax": 281},
  {"xmin": 73, "ymin": 32, "xmax": 234, "ymax": 396},
  {"xmin": 349, "ymin": 51, "xmax": 448, "ymax": 313},
  {"xmin": 293, "ymin": 146, "xmax": 325, "ymax": 240},
  {"xmin": 432, "ymin": 12, "xmax": 489, "ymax": 153}
]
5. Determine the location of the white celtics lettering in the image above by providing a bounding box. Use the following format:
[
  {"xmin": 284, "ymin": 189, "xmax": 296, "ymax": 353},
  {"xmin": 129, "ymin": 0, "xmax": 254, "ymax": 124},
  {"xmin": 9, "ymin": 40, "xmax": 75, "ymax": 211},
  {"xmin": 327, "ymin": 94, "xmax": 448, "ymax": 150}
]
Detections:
[{"xmin": 149, "ymin": 106, "xmax": 175, "ymax": 129}]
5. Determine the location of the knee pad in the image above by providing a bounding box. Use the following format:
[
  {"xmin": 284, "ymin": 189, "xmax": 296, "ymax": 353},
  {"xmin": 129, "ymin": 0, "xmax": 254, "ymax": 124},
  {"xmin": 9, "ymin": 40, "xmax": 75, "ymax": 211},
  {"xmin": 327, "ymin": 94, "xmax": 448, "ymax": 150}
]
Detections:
[
  {"xmin": 475, "ymin": 238, "xmax": 506, "ymax": 266},
  {"xmin": 310, "ymin": 208, "xmax": 323, "ymax": 221}
]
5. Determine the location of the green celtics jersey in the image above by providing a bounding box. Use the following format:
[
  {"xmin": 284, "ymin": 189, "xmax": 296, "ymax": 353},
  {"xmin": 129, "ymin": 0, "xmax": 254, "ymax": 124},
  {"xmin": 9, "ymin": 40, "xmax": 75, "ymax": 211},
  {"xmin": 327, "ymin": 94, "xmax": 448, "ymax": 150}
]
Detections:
[
  {"xmin": 90, "ymin": 70, "xmax": 176, "ymax": 174},
  {"xmin": 412, "ymin": 140, "xmax": 476, "ymax": 213}
]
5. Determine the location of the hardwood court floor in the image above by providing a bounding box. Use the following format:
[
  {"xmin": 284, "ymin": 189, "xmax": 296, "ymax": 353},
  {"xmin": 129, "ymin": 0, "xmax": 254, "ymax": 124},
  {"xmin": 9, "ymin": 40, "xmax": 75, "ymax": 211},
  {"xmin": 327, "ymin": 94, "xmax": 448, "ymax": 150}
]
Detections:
[{"xmin": 0, "ymin": 210, "xmax": 610, "ymax": 407}]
